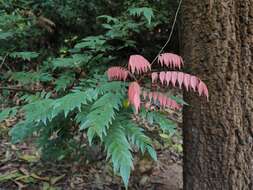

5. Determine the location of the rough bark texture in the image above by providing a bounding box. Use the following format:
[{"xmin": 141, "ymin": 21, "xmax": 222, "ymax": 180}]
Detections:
[{"xmin": 181, "ymin": 0, "xmax": 253, "ymax": 189}]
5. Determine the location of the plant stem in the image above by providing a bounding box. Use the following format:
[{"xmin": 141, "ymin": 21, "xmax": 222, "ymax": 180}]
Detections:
[{"xmin": 150, "ymin": 0, "xmax": 183, "ymax": 65}]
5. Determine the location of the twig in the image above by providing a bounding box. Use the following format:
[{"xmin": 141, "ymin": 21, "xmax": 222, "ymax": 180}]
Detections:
[
  {"xmin": 0, "ymin": 54, "xmax": 10, "ymax": 70},
  {"xmin": 150, "ymin": 0, "xmax": 183, "ymax": 65},
  {"xmin": 137, "ymin": 0, "xmax": 183, "ymax": 82}
]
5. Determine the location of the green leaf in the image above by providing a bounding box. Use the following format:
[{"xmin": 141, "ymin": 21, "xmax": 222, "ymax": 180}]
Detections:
[
  {"xmin": 140, "ymin": 109, "xmax": 176, "ymax": 134},
  {"xmin": 51, "ymin": 54, "xmax": 92, "ymax": 69},
  {"xmin": 51, "ymin": 57, "xmax": 78, "ymax": 69},
  {"xmin": 124, "ymin": 120, "xmax": 156, "ymax": 160},
  {"xmin": 10, "ymin": 51, "xmax": 39, "ymax": 61},
  {"xmin": 153, "ymin": 112, "xmax": 176, "ymax": 134},
  {"xmin": 120, "ymin": 164, "xmax": 131, "ymax": 188},
  {"xmin": 53, "ymin": 89, "xmax": 98, "ymax": 117},
  {"xmin": 98, "ymin": 81, "xmax": 127, "ymax": 94},
  {"xmin": 146, "ymin": 146, "xmax": 157, "ymax": 161},
  {"xmin": 170, "ymin": 95, "xmax": 189, "ymax": 105},
  {"xmin": 74, "ymin": 35, "xmax": 106, "ymax": 50},
  {"xmin": 0, "ymin": 107, "xmax": 17, "ymax": 123},
  {"xmin": 0, "ymin": 31, "xmax": 13, "ymax": 40},
  {"xmin": 128, "ymin": 7, "xmax": 154, "ymax": 24},
  {"xmin": 10, "ymin": 71, "xmax": 52, "ymax": 84},
  {"xmin": 54, "ymin": 72, "xmax": 75, "ymax": 92},
  {"xmin": 21, "ymin": 89, "xmax": 98, "ymax": 125},
  {"xmin": 104, "ymin": 124, "xmax": 133, "ymax": 187},
  {"xmin": 79, "ymin": 92, "xmax": 123, "ymax": 142},
  {"xmin": 23, "ymin": 99, "xmax": 54, "ymax": 124},
  {"xmin": 9, "ymin": 121, "xmax": 38, "ymax": 143},
  {"xmin": 21, "ymin": 91, "xmax": 52, "ymax": 103},
  {"xmin": 97, "ymin": 15, "xmax": 119, "ymax": 23},
  {"xmin": 87, "ymin": 127, "xmax": 96, "ymax": 145}
]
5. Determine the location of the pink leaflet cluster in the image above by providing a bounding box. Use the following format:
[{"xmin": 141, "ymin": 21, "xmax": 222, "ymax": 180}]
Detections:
[
  {"xmin": 128, "ymin": 55, "xmax": 151, "ymax": 74},
  {"xmin": 158, "ymin": 53, "xmax": 183, "ymax": 69},
  {"xmin": 142, "ymin": 91, "xmax": 181, "ymax": 110},
  {"xmin": 151, "ymin": 71, "xmax": 209, "ymax": 99},
  {"xmin": 107, "ymin": 66, "xmax": 129, "ymax": 81},
  {"xmin": 106, "ymin": 53, "xmax": 209, "ymax": 114},
  {"xmin": 128, "ymin": 82, "xmax": 141, "ymax": 113}
]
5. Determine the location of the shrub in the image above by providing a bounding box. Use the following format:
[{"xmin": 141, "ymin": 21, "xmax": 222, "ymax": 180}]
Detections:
[{"xmin": 0, "ymin": 0, "xmax": 208, "ymax": 187}]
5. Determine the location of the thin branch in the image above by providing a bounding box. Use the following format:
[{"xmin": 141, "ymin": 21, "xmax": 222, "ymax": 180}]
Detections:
[
  {"xmin": 150, "ymin": 0, "xmax": 183, "ymax": 65},
  {"xmin": 0, "ymin": 54, "xmax": 10, "ymax": 70}
]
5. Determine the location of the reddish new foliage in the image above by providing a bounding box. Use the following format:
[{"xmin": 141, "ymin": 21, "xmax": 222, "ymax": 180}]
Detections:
[
  {"xmin": 177, "ymin": 72, "xmax": 184, "ymax": 89},
  {"xmin": 128, "ymin": 55, "xmax": 151, "ymax": 74},
  {"xmin": 152, "ymin": 71, "xmax": 209, "ymax": 99},
  {"xmin": 183, "ymin": 73, "xmax": 190, "ymax": 91},
  {"xmin": 107, "ymin": 53, "xmax": 209, "ymax": 113},
  {"xmin": 198, "ymin": 81, "xmax": 209, "ymax": 99},
  {"xmin": 171, "ymin": 71, "xmax": 177, "ymax": 87},
  {"xmin": 142, "ymin": 91, "xmax": 181, "ymax": 110},
  {"xmin": 151, "ymin": 72, "xmax": 158, "ymax": 83},
  {"xmin": 107, "ymin": 66, "xmax": 129, "ymax": 81},
  {"xmin": 158, "ymin": 53, "xmax": 183, "ymax": 69},
  {"xmin": 128, "ymin": 82, "xmax": 141, "ymax": 113},
  {"xmin": 159, "ymin": 71, "xmax": 166, "ymax": 85}
]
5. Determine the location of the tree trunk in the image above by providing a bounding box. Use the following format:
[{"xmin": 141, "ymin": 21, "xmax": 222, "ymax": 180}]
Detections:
[{"xmin": 181, "ymin": 0, "xmax": 253, "ymax": 189}]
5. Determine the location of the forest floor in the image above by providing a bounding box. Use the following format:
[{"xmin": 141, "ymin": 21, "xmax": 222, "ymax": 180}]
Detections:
[
  {"xmin": 0, "ymin": 89, "xmax": 183, "ymax": 190},
  {"xmin": 0, "ymin": 124, "xmax": 183, "ymax": 190}
]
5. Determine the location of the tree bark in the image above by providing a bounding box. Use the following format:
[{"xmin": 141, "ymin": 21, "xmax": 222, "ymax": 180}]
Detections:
[{"xmin": 181, "ymin": 0, "xmax": 253, "ymax": 189}]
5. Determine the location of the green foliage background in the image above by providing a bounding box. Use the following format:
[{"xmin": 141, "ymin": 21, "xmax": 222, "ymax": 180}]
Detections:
[{"xmin": 0, "ymin": 0, "xmax": 181, "ymax": 187}]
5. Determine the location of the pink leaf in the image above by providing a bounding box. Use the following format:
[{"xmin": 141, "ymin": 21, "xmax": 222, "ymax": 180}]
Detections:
[
  {"xmin": 171, "ymin": 100, "xmax": 179, "ymax": 110},
  {"xmin": 166, "ymin": 98, "xmax": 172, "ymax": 107},
  {"xmin": 190, "ymin": 76, "xmax": 199, "ymax": 91},
  {"xmin": 159, "ymin": 93, "xmax": 181, "ymax": 110},
  {"xmin": 159, "ymin": 71, "xmax": 166, "ymax": 85},
  {"xmin": 198, "ymin": 80, "xmax": 209, "ymax": 100},
  {"xmin": 158, "ymin": 53, "xmax": 183, "ymax": 69},
  {"xmin": 165, "ymin": 72, "xmax": 172, "ymax": 86},
  {"xmin": 161, "ymin": 95, "xmax": 167, "ymax": 108},
  {"xmin": 171, "ymin": 72, "xmax": 178, "ymax": 87},
  {"xmin": 146, "ymin": 91, "xmax": 182, "ymax": 110},
  {"xmin": 177, "ymin": 72, "xmax": 184, "ymax": 89},
  {"xmin": 107, "ymin": 66, "xmax": 129, "ymax": 81},
  {"xmin": 158, "ymin": 94, "xmax": 164, "ymax": 107},
  {"xmin": 128, "ymin": 55, "xmax": 151, "ymax": 74},
  {"xmin": 183, "ymin": 74, "xmax": 191, "ymax": 91},
  {"xmin": 152, "ymin": 92, "xmax": 158, "ymax": 102},
  {"xmin": 128, "ymin": 82, "xmax": 141, "ymax": 113},
  {"xmin": 151, "ymin": 72, "xmax": 158, "ymax": 83},
  {"xmin": 149, "ymin": 71, "xmax": 209, "ymax": 102},
  {"xmin": 133, "ymin": 93, "xmax": 141, "ymax": 112}
]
